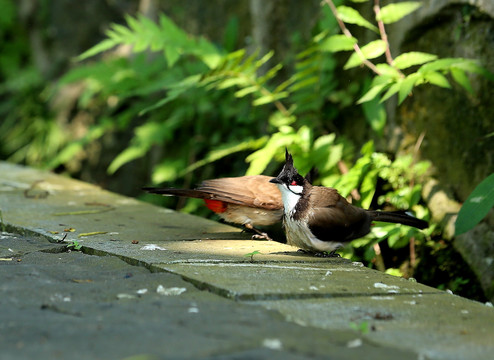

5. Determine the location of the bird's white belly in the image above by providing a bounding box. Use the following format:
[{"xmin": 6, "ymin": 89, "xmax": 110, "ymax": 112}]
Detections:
[{"xmin": 284, "ymin": 217, "xmax": 342, "ymax": 253}]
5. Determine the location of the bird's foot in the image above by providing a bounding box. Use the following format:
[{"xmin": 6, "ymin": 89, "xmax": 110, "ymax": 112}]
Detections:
[
  {"xmin": 251, "ymin": 233, "xmax": 272, "ymax": 241},
  {"xmin": 244, "ymin": 224, "xmax": 272, "ymax": 241}
]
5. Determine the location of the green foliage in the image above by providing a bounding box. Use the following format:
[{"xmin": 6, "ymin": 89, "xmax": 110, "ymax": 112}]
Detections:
[
  {"xmin": 349, "ymin": 321, "xmax": 370, "ymax": 335},
  {"xmin": 0, "ymin": 0, "xmax": 58, "ymax": 167},
  {"xmin": 323, "ymin": 0, "xmax": 494, "ymax": 105},
  {"xmin": 336, "ymin": 6, "xmax": 378, "ymax": 32},
  {"xmin": 67, "ymin": 240, "xmax": 83, "ymax": 251},
  {"xmin": 51, "ymin": 10, "xmax": 346, "ymax": 183},
  {"xmin": 78, "ymin": 14, "xmax": 222, "ymax": 68},
  {"xmin": 455, "ymin": 173, "xmax": 494, "ymax": 235},
  {"xmin": 376, "ymin": 2, "xmax": 422, "ymax": 24},
  {"xmin": 318, "ymin": 141, "xmax": 432, "ymax": 262},
  {"xmin": 244, "ymin": 250, "xmax": 261, "ymax": 262}
]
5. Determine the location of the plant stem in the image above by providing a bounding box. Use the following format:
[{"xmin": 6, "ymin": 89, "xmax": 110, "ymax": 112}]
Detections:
[
  {"xmin": 322, "ymin": 0, "xmax": 382, "ymax": 76},
  {"xmin": 373, "ymin": 242, "xmax": 386, "ymax": 272},
  {"xmin": 409, "ymin": 236, "xmax": 416, "ymax": 271},
  {"xmin": 373, "ymin": 0, "xmax": 405, "ymax": 78}
]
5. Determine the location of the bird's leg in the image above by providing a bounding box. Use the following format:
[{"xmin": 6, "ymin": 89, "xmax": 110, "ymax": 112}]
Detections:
[
  {"xmin": 326, "ymin": 250, "xmax": 341, "ymax": 258},
  {"xmin": 243, "ymin": 223, "xmax": 272, "ymax": 241}
]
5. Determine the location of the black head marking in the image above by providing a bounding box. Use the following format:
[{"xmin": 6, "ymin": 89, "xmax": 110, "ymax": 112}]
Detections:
[{"xmin": 270, "ymin": 150, "xmax": 305, "ymax": 188}]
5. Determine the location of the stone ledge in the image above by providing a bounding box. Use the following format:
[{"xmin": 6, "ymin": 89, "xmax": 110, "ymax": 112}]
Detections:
[{"xmin": 1, "ymin": 161, "xmax": 494, "ymax": 360}]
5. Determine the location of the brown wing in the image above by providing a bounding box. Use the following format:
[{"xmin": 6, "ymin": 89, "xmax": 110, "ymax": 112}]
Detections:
[
  {"xmin": 198, "ymin": 175, "xmax": 282, "ymax": 210},
  {"xmin": 307, "ymin": 186, "xmax": 371, "ymax": 242}
]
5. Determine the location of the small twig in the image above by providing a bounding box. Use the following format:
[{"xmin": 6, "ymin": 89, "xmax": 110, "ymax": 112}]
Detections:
[
  {"xmin": 322, "ymin": 0, "xmax": 382, "ymax": 76},
  {"xmin": 409, "ymin": 236, "xmax": 416, "ymax": 271},
  {"xmin": 78, "ymin": 231, "xmax": 108, "ymax": 238},
  {"xmin": 373, "ymin": 242, "xmax": 386, "ymax": 271},
  {"xmin": 409, "ymin": 131, "xmax": 426, "ymax": 188},
  {"xmin": 373, "ymin": 1, "xmax": 405, "ymax": 78},
  {"xmin": 413, "ymin": 131, "xmax": 426, "ymax": 159}
]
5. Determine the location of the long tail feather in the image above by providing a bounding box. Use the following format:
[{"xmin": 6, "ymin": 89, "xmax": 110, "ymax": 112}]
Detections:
[
  {"xmin": 142, "ymin": 187, "xmax": 212, "ymax": 200},
  {"xmin": 367, "ymin": 210, "xmax": 428, "ymax": 229}
]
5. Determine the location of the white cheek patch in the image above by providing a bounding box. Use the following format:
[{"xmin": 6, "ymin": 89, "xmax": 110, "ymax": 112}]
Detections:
[
  {"xmin": 277, "ymin": 184, "xmax": 302, "ymax": 214},
  {"xmin": 288, "ymin": 184, "xmax": 303, "ymax": 194}
]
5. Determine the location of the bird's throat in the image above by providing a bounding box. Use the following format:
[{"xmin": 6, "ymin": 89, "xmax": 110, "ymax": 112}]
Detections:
[{"xmin": 277, "ymin": 184, "xmax": 302, "ymax": 216}]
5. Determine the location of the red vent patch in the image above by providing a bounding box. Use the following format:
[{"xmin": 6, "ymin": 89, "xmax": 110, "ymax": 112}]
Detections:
[{"xmin": 204, "ymin": 199, "xmax": 227, "ymax": 213}]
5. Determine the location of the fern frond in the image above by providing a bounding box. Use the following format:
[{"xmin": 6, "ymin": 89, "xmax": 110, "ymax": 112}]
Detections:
[
  {"xmin": 78, "ymin": 14, "xmax": 221, "ymax": 68},
  {"xmin": 198, "ymin": 50, "xmax": 289, "ymax": 112}
]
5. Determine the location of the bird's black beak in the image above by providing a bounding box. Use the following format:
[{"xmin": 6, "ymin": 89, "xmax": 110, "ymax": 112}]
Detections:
[{"xmin": 269, "ymin": 177, "xmax": 282, "ymax": 184}]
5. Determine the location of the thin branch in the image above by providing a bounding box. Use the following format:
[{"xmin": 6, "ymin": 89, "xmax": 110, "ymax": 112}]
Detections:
[
  {"xmin": 409, "ymin": 236, "xmax": 416, "ymax": 272},
  {"xmin": 322, "ymin": 0, "xmax": 382, "ymax": 76},
  {"xmin": 373, "ymin": 0, "xmax": 405, "ymax": 78},
  {"xmin": 409, "ymin": 131, "xmax": 426, "ymax": 188},
  {"xmin": 373, "ymin": 242, "xmax": 386, "ymax": 272}
]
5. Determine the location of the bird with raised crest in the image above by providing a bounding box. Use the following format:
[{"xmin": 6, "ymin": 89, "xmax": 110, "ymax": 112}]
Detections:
[
  {"xmin": 144, "ymin": 168, "xmax": 317, "ymax": 241},
  {"xmin": 269, "ymin": 150, "xmax": 428, "ymax": 256}
]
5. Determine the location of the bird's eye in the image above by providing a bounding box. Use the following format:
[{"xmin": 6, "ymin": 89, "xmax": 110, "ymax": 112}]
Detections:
[{"xmin": 290, "ymin": 180, "xmax": 297, "ymax": 186}]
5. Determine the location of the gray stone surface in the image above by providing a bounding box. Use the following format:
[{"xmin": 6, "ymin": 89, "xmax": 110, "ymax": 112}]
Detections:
[
  {"xmin": 155, "ymin": 261, "xmax": 438, "ymax": 301},
  {"xmin": 254, "ymin": 293, "xmax": 494, "ymax": 360},
  {"xmin": 0, "ymin": 231, "xmax": 415, "ymax": 360},
  {"xmin": 1, "ymin": 161, "xmax": 494, "ymax": 359}
]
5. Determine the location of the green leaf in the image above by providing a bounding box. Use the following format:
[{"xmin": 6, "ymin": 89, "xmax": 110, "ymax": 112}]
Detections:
[
  {"xmin": 393, "ymin": 52, "xmax": 438, "ymax": 70},
  {"xmin": 164, "ymin": 47, "xmax": 180, "ymax": 67},
  {"xmin": 357, "ymin": 83, "xmax": 388, "ymax": 104},
  {"xmin": 152, "ymin": 159, "xmax": 184, "ymax": 183},
  {"xmin": 398, "ymin": 73, "xmax": 421, "ymax": 104},
  {"xmin": 362, "ymin": 96, "xmax": 386, "ymax": 135},
  {"xmin": 252, "ymin": 92, "xmax": 288, "ymax": 106},
  {"xmin": 387, "ymin": 227, "xmax": 410, "ymax": 249},
  {"xmin": 370, "ymin": 74, "xmax": 395, "ymax": 87},
  {"xmin": 377, "ymin": 2, "xmax": 422, "ymax": 24},
  {"xmin": 418, "ymin": 58, "xmax": 463, "ymax": 73},
  {"xmin": 139, "ymin": 75, "xmax": 201, "ymax": 115},
  {"xmin": 180, "ymin": 137, "xmax": 268, "ymax": 176},
  {"xmin": 108, "ymin": 146, "xmax": 147, "ymax": 174},
  {"xmin": 336, "ymin": 6, "xmax": 378, "ymax": 32},
  {"xmin": 319, "ymin": 35, "xmax": 357, "ymax": 52},
  {"xmin": 344, "ymin": 40, "xmax": 387, "ymax": 69},
  {"xmin": 256, "ymin": 51, "xmax": 274, "ymax": 68},
  {"xmin": 455, "ymin": 173, "xmax": 494, "ymax": 235},
  {"xmin": 358, "ymin": 40, "xmax": 388, "ymax": 59},
  {"xmin": 375, "ymin": 63, "xmax": 402, "ymax": 77},
  {"xmin": 246, "ymin": 131, "xmax": 296, "ymax": 175},
  {"xmin": 451, "ymin": 67, "xmax": 474, "ymax": 94},
  {"xmin": 453, "ymin": 59, "xmax": 492, "ymax": 78},
  {"xmin": 216, "ymin": 77, "xmax": 249, "ymax": 90},
  {"xmin": 423, "ymin": 71, "xmax": 451, "ymax": 89},
  {"xmin": 234, "ymin": 86, "xmax": 259, "ymax": 98},
  {"xmin": 379, "ymin": 81, "xmax": 401, "ymax": 102},
  {"xmin": 360, "ymin": 169, "xmax": 378, "ymax": 209},
  {"xmin": 78, "ymin": 39, "xmax": 118, "ymax": 61}
]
